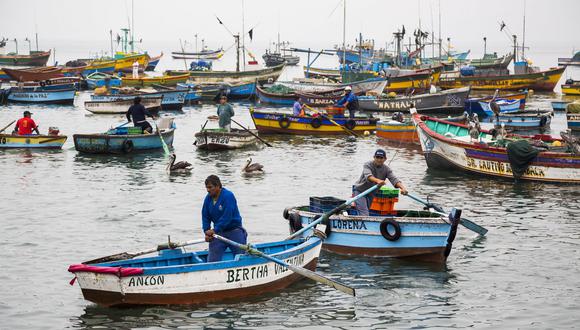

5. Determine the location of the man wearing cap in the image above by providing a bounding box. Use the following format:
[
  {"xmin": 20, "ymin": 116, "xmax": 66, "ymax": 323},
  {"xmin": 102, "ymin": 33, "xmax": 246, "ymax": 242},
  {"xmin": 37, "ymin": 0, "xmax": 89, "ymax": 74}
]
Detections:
[
  {"xmin": 126, "ymin": 96, "xmax": 154, "ymax": 133},
  {"xmin": 14, "ymin": 111, "xmax": 40, "ymax": 135},
  {"xmin": 217, "ymin": 95, "xmax": 234, "ymax": 132},
  {"xmin": 336, "ymin": 85, "xmax": 359, "ymax": 118},
  {"xmin": 353, "ymin": 149, "xmax": 408, "ymax": 216}
]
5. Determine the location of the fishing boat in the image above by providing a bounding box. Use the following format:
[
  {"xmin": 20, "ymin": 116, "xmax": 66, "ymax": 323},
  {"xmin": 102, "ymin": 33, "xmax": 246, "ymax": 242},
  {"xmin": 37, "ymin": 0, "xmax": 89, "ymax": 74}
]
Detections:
[
  {"xmin": 90, "ymin": 89, "xmax": 186, "ymax": 111},
  {"xmin": 0, "ymin": 133, "xmax": 67, "ymax": 149},
  {"xmin": 68, "ymin": 236, "xmax": 321, "ymax": 307},
  {"xmin": 227, "ymin": 81, "xmax": 256, "ymax": 99},
  {"xmin": 121, "ymin": 73, "xmax": 190, "ymax": 87},
  {"xmin": 84, "ymin": 97, "xmax": 163, "ymax": 114},
  {"xmin": 458, "ymin": 53, "xmax": 513, "ymax": 70},
  {"xmin": 412, "ymin": 113, "xmax": 580, "ymax": 183},
  {"xmin": 2, "ymin": 66, "xmax": 64, "ymax": 82},
  {"xmin": 561, "ymin": 79, "xmax": 580, "ymax": 95},
  {"xmin": 194, "ymin": 128, "xmax": 259, "ymax": 150},
  {"xmin": 558, "ymin": 51, "xmax": 580, "ymax": 66},
  {"xmin": 5, "ymin": 88, "xmax": 75, "ymax": 104},
  {"xmin": 250, "ymin": 108, "xmax": 378, "ymax": 135},
  {"xmin": 13, "ymin": 77, "xmax": 80, "ymax": 91},
  {"xmin": 492, "ymin": 110, "xmax": 552, "ymax": 130},
  {"xmin": 177, "ymin": 83, "xmax": 225, "ymax": 102},
  {"xmin": 464, "ymin": 91, "xmax": 527, "ymax": 115},
  {"xmin": 438, "ymin": 66, "xmax": 565, "ymax": 91},
  {"xmin": 277, "ymin": 77, "xmax": 387, "ymax": 95},
  {"xmin": 358, "ymin": 87, "xmax": 471, "ymax": 115},
  {"xmin": 171, "ymin": 48, "xmax": 224, "ymax": 60},
  {"xmin": 145, "ymin": 53, "xmax": 163, "ymax": 71},
  {"xmin": 296, "ymin": 89, "xmax": 348, "ymax": 108},
  {"xmin": 303, "ymin": 66, "xmax": 342, "ymax": 81},
  {"xmin": 61, "ymin": 60, "xmax": 116, "ymax": 77},
  {"xmin": 167, "ymin": 63, "xmax": 285, "ymax": 85},
  {"xmin": 478, "ymin": 98, "xmax": 523, "ymax": 116},
  {"xmin": 0, "ymin": 50, "xmax": 51, "ymax": 66},
  {"xmin": 85, "ymin": 72, "xmax": 122, "ymax": 89},
  {"xmin": 284, "ymin": 193, "xmax": 462, "ymax": 262},
  {"xmin": 376, "ymin": 118, "xmax": 418, "ymax": 143},
  {"xmin": 256, "ymin": 85, "xmax": 296, "ymax": 106},
  {"xmin": 73, "ymin": 118, "xmax": 175, "ymax": 154},
  {"xmin": 262, "ymin": 51, "xmax": 285, "ymax": 67},
  {"xmin": 551, "ymin": 101, "xmax": 570, "ymax": 111},
  {"xmin": 566, "ymin": 102, "xmax": 580, "ymax": 131}
]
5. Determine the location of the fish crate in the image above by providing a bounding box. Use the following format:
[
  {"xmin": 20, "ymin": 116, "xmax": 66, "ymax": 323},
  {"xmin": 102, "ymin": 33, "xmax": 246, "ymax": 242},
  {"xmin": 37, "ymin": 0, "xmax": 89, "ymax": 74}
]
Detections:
[
  {"xmin": 309, "ymin": 196, "xmax": 346, "ymax": 213},
  {"xmin": 127, "ymin": 127, "xmax": 143, "ymax": 135},
  {"xmin": 369, "ymin": 197, "xmax": 398, "ymax": 215},
  {"xmin": 375, "ymin": 186, "xmax": 400, "ymax": 198},
  {"xmin": 325, "ymin": 106, "xmax": 345, "ymax": 117}
]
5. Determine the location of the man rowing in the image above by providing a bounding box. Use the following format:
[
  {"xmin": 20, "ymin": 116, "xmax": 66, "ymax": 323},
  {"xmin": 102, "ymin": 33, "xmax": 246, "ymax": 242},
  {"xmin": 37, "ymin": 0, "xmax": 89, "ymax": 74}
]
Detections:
[
  {"xmin": 126, "ymin": 96, "xmax": 154, "ymax": 133},
  {"xmin": 13, "ymin": 111, "xmax": 40, "ymax": 135}
]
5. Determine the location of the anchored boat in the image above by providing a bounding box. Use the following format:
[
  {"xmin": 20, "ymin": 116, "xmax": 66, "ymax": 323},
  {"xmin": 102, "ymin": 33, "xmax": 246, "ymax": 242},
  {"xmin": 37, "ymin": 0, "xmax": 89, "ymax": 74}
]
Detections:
[
  {"xmin": 5, "ymin": 88, "xmax": 75, "ymax": 104},
  {"xmin": 194, "ymin": 128, "xmax": 258, "ymax": 150},
  {"xmin": 0, "ymin": 134, "xmax": 67, "ymax": 149},
  {"xmin": 167, "ymin": 63, "xmax": 285, "ymax": 84},
  {"xmin": 84, "ymin": 97, "xmax": 163, "ymax": 114},
  {"xmin": 121, "ymin": 73, "xmax": 190, "ymax": 87},
  {"xmin": 359, "ymin": 87, "xmax": 471, "ymax": 114},
  {"xmin": 90, "ymin": 89, "xmax": 186, "ymax": 111}
]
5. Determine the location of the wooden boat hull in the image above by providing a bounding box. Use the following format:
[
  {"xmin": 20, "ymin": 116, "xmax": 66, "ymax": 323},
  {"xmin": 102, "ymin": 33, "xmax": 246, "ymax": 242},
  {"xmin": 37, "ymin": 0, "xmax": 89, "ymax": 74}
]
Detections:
[
  {"xmin": 464, "ymin": 91, "xmax": 527, "ymax": 115},
  {"xmin": 376, "ymin": 120, "xmax": 418, "ymax": 143},
  {"xmin": 0, "ymin": 50, "xmax": 51, "ymax": 66},
  {"xmin": 561, "ymin": 85, "xmax": 580, "ymax": 95},
  {"xmin": 303, "ymin": 66, "xmax": 341, "ymax": 81},
  {"xmin": 69, "ymin": 237, "xmax": 321, "ymax": 307},
  {"xmin": 287, "ymin": 208, "xmax": 457, "ymax": 263},
  {"xmin": 493, "ymin": 110, "xmax": 552, "ymax": 129},
  {"xmin": 551, "ymin": 101, "xmax": 569, "ymax": 111},
  {"xmin": 121, "ymin": 74, "xmax": 190, "ymax": 87},
  {"xmin": 278, "ymin": 77, "xmax": 387, "ymax": 95},
  {"xmin": 413, "ymin": 114, "xmax": 580, "ymax": 183},
  {"xmin": 478, "ymin": 98, "xmax": 523, "ymax": 116},
  {"xmin": 194, "ymin": 129, "xmax": 258, "ymax": 150},
  {"xmin": 17, "ymin": 77, "xmax": 80, "ymax": 91},
  {"xmin": 383, "ymin": 72, "xmax": 433, "ymax": 93},
  {"xmin": 0, "ymin": 134, "xmax": 67, "ymax": 149},
  {"xmin": 297, "ymin": 90, "xmax": 346, "ymax": 108},
  {"xmin": 250, "ymin": 110, "xmax": 378, "ymax": 135},
  {"xmin": 171, "ymin": 49, "xmax": 224, "ymax": 60},
  {"xmin": 111, "ymin": 53, "xmax": 150, "ymax": 72},
  {"xmin": 359, "ymin": 87, "xmax": 471, "ymax": 114},
  {"xmin": 567, "ymin": 113, "xmax": 580, "ymax": 130},
  {"xmin": 168, "ymin": 64, "xmax": 285, "ymax": 84},
  {"xmin": 2, "ymin": 67, "xmax": 64, "ymax": 81},
  {"xmin": 439, "ymin": 67, "xmax": 565, "ymax": 91},
  {"xmin": 145, "ymin": 54, "xmax": 163, "ymax": 71},
  {"xmin": 256, "ymin": 86, "xmax": 296, "ymax": 105},
  {"xmin": 227, "ymin": 81, "xmax": 256, "ymax": 99},
  {"xmin": 90, "ymin": 90, "xmax": 186, "ymax": 110},
  {"xmin": 73, "ymin": 129, "xmax": 174, "ymax": 154},
  {"xmin": 86, "ymin": 73, "xmax": 122, "ymax": 89},
  {"xmin": 7, "ymin": 88, "xmax": 75, "ymax": 104},
  {"xmin": 84, "ymin": 97, "xmax": 163, "ymax": 114}
]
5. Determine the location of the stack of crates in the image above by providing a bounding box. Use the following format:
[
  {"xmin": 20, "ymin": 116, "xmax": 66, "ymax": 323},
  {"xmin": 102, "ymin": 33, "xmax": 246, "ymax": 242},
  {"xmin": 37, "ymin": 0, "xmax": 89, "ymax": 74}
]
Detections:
[
  {"xmin": 309, "ymin": 196, "xmax": 346, "ymax": 213},
  {"xmin": 369, "ymin": 187, "xmax": 399, "ymax": 216}
]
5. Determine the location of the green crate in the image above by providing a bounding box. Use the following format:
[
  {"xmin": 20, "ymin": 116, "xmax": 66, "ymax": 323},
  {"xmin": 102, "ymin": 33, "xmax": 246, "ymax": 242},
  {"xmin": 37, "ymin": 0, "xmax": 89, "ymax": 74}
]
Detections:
[
  {"xmin": 127, "ymin": 127, "xmax": 143, "ymax": 135},
  {"xmin": 376, "ymin": 186, "xmax": 399, "ymax": 198}
]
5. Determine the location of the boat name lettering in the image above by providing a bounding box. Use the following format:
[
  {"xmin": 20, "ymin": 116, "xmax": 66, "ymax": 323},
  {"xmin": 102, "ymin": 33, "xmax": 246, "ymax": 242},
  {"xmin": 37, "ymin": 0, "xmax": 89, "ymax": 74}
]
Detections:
[
  {"xmin": 128, "ymin": 275, "xmax": 165, "ymax": 287},
  {"xmin": 331, "ymin": 219, "xmax": 368, "ymax": 230},
  {"xmin": 13, "ymin": 93, "xmax": 48, "ymax": 98},
  {"xmin": 465, "ymin": 157, "xmax": 545, "ymax": 177},
  {"xmin": 210, "ymin": 136, "xmax": 230, "ymax": 144},
  {"xmin": 307, "ymin": 98, "xmax": 334, "ymax": 105},
  {"xmin": 274, "ymin": 254, "xmax": 305, "ymax": 275},
  {"xmin": 226, "ymin": 264, "xmax": 268, "ymax": 283},
  {"xmin": 377, "ymin": 100, "xmax": 414, "ymax": 110}
]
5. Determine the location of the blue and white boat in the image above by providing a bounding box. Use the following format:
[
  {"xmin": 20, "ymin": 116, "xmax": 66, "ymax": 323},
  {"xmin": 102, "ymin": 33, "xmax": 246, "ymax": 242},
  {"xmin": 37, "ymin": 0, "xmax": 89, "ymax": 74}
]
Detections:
[
  {"xmin": 551, "ymin": 100, "xmax": 570, "ymax": 111},
  {"xmin": 492, "ymin": 110, "xmax": 553, "ymax": 130},
  {"xmin": 85, "ymin": 72, "xmax": 122, "ymax": 89},
  {"xmin": 68, "ymin": 237, "xmax": 322, "ymax": 307},
  {"xmin": 90, "ymin": 89, "xmax": 186, "ymax": 111},
  {"xmin": 228, "ymin": 81, "xmax": 256, "ymax": 99},
  {"xmin": 478, "ymin": 98, "xmax": 523, "ymax": 116},
  {"xmin": 14, "ymin": 77, "xmax": 80, "ymax": 91},
  {"xmin": 5, "ymin": 88, "xmax": 75, "ymax": 104}
]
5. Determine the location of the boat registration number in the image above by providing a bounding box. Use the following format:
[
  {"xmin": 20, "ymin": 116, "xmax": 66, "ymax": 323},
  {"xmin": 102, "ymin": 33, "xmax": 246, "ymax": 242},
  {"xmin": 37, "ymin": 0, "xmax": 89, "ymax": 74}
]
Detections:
[{"xmin": 210, "ymin": 136, "xmax": 230, "ymax": 144}]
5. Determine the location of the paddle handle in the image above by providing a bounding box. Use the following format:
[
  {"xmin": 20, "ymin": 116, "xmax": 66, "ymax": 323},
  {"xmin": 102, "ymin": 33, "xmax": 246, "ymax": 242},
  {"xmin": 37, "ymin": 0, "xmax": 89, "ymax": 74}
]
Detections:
[
  {"xmin": 231, "ymin": 118, "xmax": 272, "ymax": 147},
  {"xmin": 0, "ymin": 120, "xmax": 16, "ymax": 133},
  {"xmin": 114, "ymin": 121, "xmax": 130, "ymax": 130},
  {"xmin": 304, "ymin": 104, "xmax": 360, "ymax": 137},
  {"xmin": 285, "ymin": 184, "xmax": 379, "ymax": 240}
]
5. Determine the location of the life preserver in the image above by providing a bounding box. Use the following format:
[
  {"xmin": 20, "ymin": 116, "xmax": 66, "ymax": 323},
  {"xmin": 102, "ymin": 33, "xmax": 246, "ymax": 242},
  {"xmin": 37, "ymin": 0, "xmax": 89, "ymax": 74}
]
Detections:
[
  {"xmin": 39, "ymin": 81, "xmax": 46, "ymax": 87},
  {"xmin": 283, "ymin": 207, "xmax": 291, "ymax": 220},
  {"xmin": 122, "ymin": 139, "xmax": 134, "ymax": 153},
  {"xmin": 540, "ymin": 116, "xmax": 547, "ymax": 126},
  {"xmin": 380, "ymin": 219, "xmax": 401, "ymax": 241},
  {"xmin": 288, "ymin": 212, "xmax": 303, "ymax": 233},
  {"xmin": 279, "ymin": 117, "xmax": 291, "ymax": 129},
  {"xmin": 345, "ymin": 119, "xmax": 356, "ymax": 130},
  {"xmin": 310, "ymin": 117, "xmax": 322, "ymax": 128}
]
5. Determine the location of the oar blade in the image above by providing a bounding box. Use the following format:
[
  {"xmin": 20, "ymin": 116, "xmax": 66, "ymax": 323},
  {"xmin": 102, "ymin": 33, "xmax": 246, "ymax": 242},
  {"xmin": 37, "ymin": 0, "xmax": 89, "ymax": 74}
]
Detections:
[
  {"xmin": 83, "ymin": 252, "xmax": 133, "ymax": 265},
  {"xmin": 460, "ymin": 218, "xmax": 488, "ymax": 236},
  {"xmin": 286, "ymin": 263, "xmax": 356, "ymax": 296}
]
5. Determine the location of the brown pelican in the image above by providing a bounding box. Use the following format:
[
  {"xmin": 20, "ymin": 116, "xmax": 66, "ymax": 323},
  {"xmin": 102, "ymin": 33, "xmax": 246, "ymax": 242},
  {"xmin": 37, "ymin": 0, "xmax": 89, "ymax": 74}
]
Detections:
[
  {"xmin": 167, "ymin": 153, "xmax": 192, "ymax": 173},
  {"xmin": 242, "ymin": 157, "xmax": 264, "ymax": 174}
]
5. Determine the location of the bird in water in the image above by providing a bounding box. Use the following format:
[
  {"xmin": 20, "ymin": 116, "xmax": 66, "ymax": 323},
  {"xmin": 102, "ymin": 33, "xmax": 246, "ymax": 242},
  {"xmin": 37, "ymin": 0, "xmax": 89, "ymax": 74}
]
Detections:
[
  {"xmin": 166, "ymin": 153, "xmax": 193, "ymax": 174},
  {"xmin": 242, "ymin": 157, "xmax": 264, "ymax": 174}
]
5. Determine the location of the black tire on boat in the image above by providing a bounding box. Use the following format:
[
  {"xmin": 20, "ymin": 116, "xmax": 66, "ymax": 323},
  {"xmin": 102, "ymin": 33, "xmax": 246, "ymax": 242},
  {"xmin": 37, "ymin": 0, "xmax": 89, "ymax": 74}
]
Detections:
[
  {"xmin": 345, "ymin": 119, "xmax": 356, "ymax": 130},
  {"xmin": 380, "ymin": 219, "xmax": 401, "ymax": 241},
  {"xmin": 279, "ymin": 117, "xmax": 291, "ymax": 129},
  {"xmin": 310, "ymin": 117, "xmax": 322, "ymax": 129},
  {"xmin": 122, "ymin": 139, "xmax": 134, "ymax": 153},
  {"xmin": 540, "ymin": 116, "xmax": 547, "ymax": 127},
  {"xmin": 283, "ymin": 207, "xmax": 291, "ymax": 220},
  {"xmin": 288, "ymin": 212, "xmax": 303, "ymax": 233}
]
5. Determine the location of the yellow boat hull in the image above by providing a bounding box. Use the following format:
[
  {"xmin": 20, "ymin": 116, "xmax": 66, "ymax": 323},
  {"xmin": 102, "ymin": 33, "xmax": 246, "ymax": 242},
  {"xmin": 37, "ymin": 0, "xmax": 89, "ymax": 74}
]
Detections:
[
  {"xmin": 121, "ymin": 73, "xmax": 190, "ymax": 87},
  {"xmin": 562, "ymin": 85, "xmax": 580, "ymax": 95},
  {"xmin": 0, "ymin": 134, "xmax": 67, "ymax": 149},
  {"xmin": 438, "ymin": 67, "xmax": 565, "ymax": 91}
]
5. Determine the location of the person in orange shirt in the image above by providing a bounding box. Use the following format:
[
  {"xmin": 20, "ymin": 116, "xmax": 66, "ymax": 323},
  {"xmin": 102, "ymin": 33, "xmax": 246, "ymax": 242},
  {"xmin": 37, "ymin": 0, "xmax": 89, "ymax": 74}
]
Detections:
[{"xmin": 14, "ymin": 111, "xmax": 40, "ymax": 135}]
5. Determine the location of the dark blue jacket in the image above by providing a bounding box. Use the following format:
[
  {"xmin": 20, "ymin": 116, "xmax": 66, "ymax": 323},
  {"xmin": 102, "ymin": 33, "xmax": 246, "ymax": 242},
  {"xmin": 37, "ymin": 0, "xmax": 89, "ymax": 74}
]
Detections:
[
  {"xmin": 337, "ymin": 92, "xmax": 358, "ymax": 110},
  {"xmin": 202, "ymin": 188, "xmax": 243, "ymax": 233},
  {"xmin": 126, "ymin": 104, "xmax": 150, "ymax": 123}
]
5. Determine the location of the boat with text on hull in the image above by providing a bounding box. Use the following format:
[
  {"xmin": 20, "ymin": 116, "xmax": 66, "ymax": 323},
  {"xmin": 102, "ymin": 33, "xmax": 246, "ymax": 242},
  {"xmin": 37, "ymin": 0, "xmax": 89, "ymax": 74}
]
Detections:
[{"xmin": 194, "ymin": 128, "xmax": 259, "ymax": 150}]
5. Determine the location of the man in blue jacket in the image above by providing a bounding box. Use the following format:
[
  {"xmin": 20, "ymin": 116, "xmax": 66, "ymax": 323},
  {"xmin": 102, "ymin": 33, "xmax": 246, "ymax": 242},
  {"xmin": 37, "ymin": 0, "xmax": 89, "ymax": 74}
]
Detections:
[
  {"xmin": 202, "ymin": 175, "xmax": 247, "ymax": 262},
  {"xmin": 336, "ymin": 86, "xmax": 358, "ymax": 118}
]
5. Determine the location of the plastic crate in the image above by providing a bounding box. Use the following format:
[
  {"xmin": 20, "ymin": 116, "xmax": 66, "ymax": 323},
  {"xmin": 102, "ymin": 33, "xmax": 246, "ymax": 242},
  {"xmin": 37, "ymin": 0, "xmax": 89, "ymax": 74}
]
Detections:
[
  {"xmin": 127, "ymin": 127, "xmax": 143, "ymax": 135},
  {"xmin": 309, "ymin": 196, "xmax": 346, "ymax": 213},
  {"xmin": 375, "ymin": 187, "xmax": 400, "ymax": 198},
  {"xmin": 369, "ymin": 197, "xmax": 398, "ymax": 214}
]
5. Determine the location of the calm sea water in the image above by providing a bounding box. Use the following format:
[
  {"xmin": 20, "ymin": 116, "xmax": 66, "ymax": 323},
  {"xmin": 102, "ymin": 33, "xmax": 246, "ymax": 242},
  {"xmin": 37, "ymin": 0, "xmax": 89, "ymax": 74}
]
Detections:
[{"xmin": 0, "ymin": 54, "xmax": 579, "ymax": 329}]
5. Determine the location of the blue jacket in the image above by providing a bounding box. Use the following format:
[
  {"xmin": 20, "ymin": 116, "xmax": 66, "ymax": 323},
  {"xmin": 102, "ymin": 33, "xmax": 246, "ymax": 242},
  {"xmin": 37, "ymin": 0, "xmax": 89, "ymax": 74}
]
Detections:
[
  {"xmin": 202, "ymin": 188, "xmax": 243, "ymax": 233},
  {"xmin": 336, "ymin": 92, "xmax": 358, "ymax": 110}
]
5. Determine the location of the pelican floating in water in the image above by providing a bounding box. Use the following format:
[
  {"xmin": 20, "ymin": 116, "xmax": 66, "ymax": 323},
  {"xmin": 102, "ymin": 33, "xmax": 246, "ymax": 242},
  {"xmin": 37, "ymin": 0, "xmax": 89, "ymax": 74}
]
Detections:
[
  {"xmin": 242, "ymin": 157, "xmax": 264, "ymax": 174},
  {"xmin": 167, "ymin": 153, "xmax": 193, "ymax": 173}
]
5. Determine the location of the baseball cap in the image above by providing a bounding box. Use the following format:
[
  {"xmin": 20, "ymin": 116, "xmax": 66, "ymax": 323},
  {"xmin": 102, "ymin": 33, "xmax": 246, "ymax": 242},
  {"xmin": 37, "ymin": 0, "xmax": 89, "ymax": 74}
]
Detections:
[
  {"xmin": 345, "ymin": 86, "xmax": 352, "ymax": 91},
  {"xmin": 374, "ymin": 149, "xmax": 386, "ymax": 158},
  {"xmin": 23, "ymin": 110, "xmax": 32, "ymax": 115}
]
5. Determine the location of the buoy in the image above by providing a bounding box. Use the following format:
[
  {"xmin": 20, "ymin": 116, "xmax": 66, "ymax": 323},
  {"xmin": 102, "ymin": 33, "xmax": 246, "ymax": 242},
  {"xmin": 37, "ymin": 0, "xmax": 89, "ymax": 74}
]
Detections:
[
  {"xmin": 552, "ymin": 140, "xmax": 562, "ymax": 147},
  {"xmin": 364, "ymin": 131, "xmax": 370, "ymax": 136}
]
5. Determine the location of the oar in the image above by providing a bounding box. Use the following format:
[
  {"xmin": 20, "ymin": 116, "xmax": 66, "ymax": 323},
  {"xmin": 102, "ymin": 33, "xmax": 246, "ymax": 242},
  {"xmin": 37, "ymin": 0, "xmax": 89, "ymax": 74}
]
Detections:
[
  {"xmin": 0, "ymin": 120, "xmax": 16, "ymax": 133},
  {"xmin": 83, "ymin": 238, "xmax": 206, "ymax": 264},
  {"xmin": 304, "ymin": 104, "xmax": 361, "ymax": 137},
  {"xmin": 405, "ymin": 193, "xmax": 488, "ymax": 236},
  {"xmin": 39, "ymin": 136, "xmax": 65, "ymax": 144},
  {"xmin": 286, "ymin": 184, "xmax": 380, "ymax": 240},
  {"xmin": 153, "ymin": 120, "xmax": 171, "ymax": 156},
  {"xmin": 212, "ymin": 234, "xmax": 355, "ymax": 296},
  {"xmin": 231, "ymin": 118, "xmax": 272, "ymax": 147},
  {"xmin": 115, "ymin": 121, "xmax": 130, "ymax": 129}
]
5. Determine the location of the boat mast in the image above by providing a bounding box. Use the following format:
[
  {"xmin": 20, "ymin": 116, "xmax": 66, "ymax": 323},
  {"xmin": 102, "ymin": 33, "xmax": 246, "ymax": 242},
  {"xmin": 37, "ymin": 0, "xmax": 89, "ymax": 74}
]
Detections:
[
  {"xmin": 522, "ymin": 0, "xmax": 526, "ymax": 61},
  {"xmin": 110, "ymin": 30, "xmax": 114, "ymax": 57},
  {"xmin": 235, "ymin": 34, "xmax": 240, "ymax": 72},
  {"xmin": 359, "ymin": 32, "xmax": 362, "ymax": 68},
  {"xmin": 241, "ymin": 0, "xmax": 246, "ymax": 71},
  {"xmin": 35, "ymin": 32, "xmax": 38, "ymax": 51},
  {"xmin": 438, "ymin": 0, "xmax": 441, "ymax": 60},
  {"xmin": 195, "ymin": 34, "xmax": 198, "ymax": 53},
  {"xmin": 131, "ymin": 0, "xmax": 135, "ymax": 53},
  {"xmin": 483, "ymin": 37, "xmax": 487, "ymax": 55},
  {"xmin": 342, "ymin": 0, "xmax": 346, "ymax": 69},
  {"xmin": 513, "ymin": 35, "xmax": 518, "ymax": 62}
]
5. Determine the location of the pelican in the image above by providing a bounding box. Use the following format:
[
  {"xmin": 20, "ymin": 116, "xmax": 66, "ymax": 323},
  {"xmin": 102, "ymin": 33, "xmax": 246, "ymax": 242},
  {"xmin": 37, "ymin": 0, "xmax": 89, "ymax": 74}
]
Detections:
[
  {"xmin": 242, "ymin": 157, "xmax": 264, "ymax": 174},
  {"xmin": 166, "ymin": 153, "xmax": 192, "ymax": 173}
]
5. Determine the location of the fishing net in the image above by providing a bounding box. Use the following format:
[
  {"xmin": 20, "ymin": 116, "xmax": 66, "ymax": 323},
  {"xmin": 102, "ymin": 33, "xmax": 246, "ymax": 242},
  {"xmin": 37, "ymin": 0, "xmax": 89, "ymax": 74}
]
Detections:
[
  {"xmin": 265, "ymin": 84, "xmax": 294, "ymax": 94},
  {"xmin": 506, "ymin": 140, "xmax": 540, "ymax": 179}
]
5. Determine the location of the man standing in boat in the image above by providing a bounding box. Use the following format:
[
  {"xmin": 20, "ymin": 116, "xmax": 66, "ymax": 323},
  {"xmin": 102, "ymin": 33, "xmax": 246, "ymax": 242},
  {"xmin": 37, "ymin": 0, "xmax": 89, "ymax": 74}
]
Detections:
[
  {"xmin": 217, "ymin": 95, "xmax": 235, "ymax": 132},
  {"xmin": 13, "ymin": 111, "xmax": 40, "ymax": 135},
  {"xmin": 336, "ymin": 86, "xmax": 359, "ymax": 118},
  {"xmin": 353, "ymin": 149, "xmax": 408, "ymax": 216},
  {"xmin": 126, "ymin": 96, "xmax": 154, "ymax": 133},
  {"xmin": 202, "ymin": 175, "xmax": 248, "ymax": 262},
  {"xmin": 293, "ymin": 97, "xmax": 305, "ymax": 117}
]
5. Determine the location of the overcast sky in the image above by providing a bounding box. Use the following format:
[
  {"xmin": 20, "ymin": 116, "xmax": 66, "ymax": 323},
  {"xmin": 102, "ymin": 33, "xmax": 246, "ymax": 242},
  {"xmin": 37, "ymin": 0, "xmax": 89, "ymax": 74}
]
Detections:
[{"xmin": 1, "ymin": 0, "xmax": 578, "ymax": 67}]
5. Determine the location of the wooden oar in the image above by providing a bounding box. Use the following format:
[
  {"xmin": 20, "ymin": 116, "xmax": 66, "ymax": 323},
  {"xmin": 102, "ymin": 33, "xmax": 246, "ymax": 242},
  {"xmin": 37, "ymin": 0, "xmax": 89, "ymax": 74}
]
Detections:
[
  {"xmin": 405, "ymin": 193, "xmax": 488, "ymax": 236},
  {"xmin": 39, "ymin": 136, "xmax": 65, "ymax": 144},
  {"xmin": 304, "ymin": 104, "xmax": 361, "ymax": 137},
  {"xmin": 231, "ymin": 118, "xmax": 272, "ymax": 147},
  {"xmin": 114, "ymin": 121, "xmax": 131, "ymax": 130},
  {"xmin": 286, "ymin": 184, "xmax": 380, "ymax": 240},
  {"xmin": 82, "ymin": 238, "xmax": 206, "ymax": 264},
  {"xmin": 212, "ymin": 234, "xmax": 355, "ymax": 296},
  {"xmin": 0, "ymin": 120, "xmax": 16, "ymax": 133},
  {"xmin": 153, "ymin": 120, "xmax": 171, "ymax": 156}
]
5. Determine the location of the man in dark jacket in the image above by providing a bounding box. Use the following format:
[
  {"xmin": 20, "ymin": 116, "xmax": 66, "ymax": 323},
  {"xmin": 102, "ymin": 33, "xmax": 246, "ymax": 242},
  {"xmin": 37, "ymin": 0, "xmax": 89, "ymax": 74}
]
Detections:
[{"xmin": 126, "ymin": 96, "xmax": 154, "ymax": 133}]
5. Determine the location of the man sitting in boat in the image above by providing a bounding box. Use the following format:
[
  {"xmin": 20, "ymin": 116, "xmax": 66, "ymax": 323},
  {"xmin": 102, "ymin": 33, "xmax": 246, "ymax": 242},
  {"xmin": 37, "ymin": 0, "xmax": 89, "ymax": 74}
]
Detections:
[
  {"xmin": 202, "ymin": 175, "xmax": 248, "ymax": 262},
  {"xmin": 336, "ymin": 86, "xmax": 359, "ymax": 118},
  {"xmin": 126, "ymin": 96, "xmax": 154, "ymax": 134},
  {"xmin": 217, "ymin": 95, "xmax": 235, "ymax": 132},
  {"xmin": 353, "ymin": 149, "xmax": 408, "ymax": 216},
  {"xmin": 13, "ymin": 111, "xmax": 40, "ymax": 135},
  {"xmin": 293, "ymin": 97, "xmax": 306, "ymax": 117}
]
